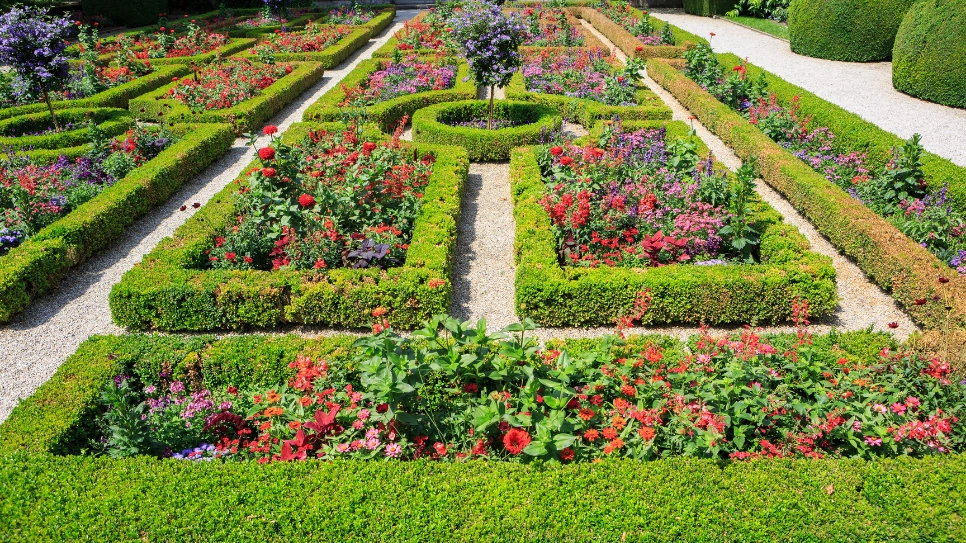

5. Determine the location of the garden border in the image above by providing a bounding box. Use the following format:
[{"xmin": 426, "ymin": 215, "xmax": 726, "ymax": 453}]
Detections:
[
  {"xmin": 95, "ymin": 38, "xmax": 256, "ymax": 66},
  {"xmin": 236, "ymin": 26, "xmax": 372, "ymax": 69},
  {"xmin": 511, "ymin": 119, "xmax": 837, "ymax": 326},
  {"xmin": 129, "ymin": 61, "xmax": 326, "ymax": 135},
  {"xmin": 0, "ymin": 122, "xmax": 235, "ymax": 323},
  {"xmin": 577, "ymin": 6, "xmax": 701, "ymax": 59},
  {"xmin": 0, "ymin": 107, "xmax": 133, "ymax": 158},
  {"xmin": 108, "ymin": 122, "xmax": 470, "ymax": 331}
]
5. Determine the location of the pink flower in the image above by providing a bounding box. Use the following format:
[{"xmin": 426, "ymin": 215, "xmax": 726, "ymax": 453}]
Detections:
[
  {"xmin": 905, "ymin": 396, "xmax": 921, "ymax": 409},
  {"xmin": 336, "ymin": 443, "xmax": 350, "ymax": 453},
  {"xmin": 358, "ymin": 408, "xmax": 370, "ymax": 421},
  {"xmin": 385, "ymin": 443, "xmax": 402, "ymax": 457},
  {"xmin": 352, "ymin": 419, "xmax": 364, "ymax": 430},
  {"xmin": 872, "ymin": 403, "xmax": 887, "ymax": 414},
  {"xmin": 864, "ymin": 436, "xmax": 882, "ymax": 446},
  {"xmin": 853, "ymin": 420, "xmax": 862, "ymax": 431},
  {"xmin": 891, "ymin": 403, "xmax": 907, "ymax": 415},
  {"xmin": 365, "ymin": 428, "xmax": 379, "ymax": 440}
]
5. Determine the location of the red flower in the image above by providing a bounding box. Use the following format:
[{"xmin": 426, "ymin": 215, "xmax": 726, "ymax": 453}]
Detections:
[
  {"xmin": 363, "ymin": 141, "xmax": 377, "ymax": 153},
  {"xmin": 915, "ymin": 298, "xmax": 927, "ymax": 305},
  {"xmin": 263, "ymin": 125, "xmax": 279, "ymax": 135},
  {"xmin": 225, "ymin": 252, "xmax": 236, "ymax": 261},
  {"xmin": 462, "ymin": 383, "xmax": 478, "ymax": 394},
  {"xmin": 550, "ymin": 146, "xmax": 563, "ymax": 156},
  {"xmin": 583, "ymin": 429, "xmax": 600, "ymax": 442},
  {"xmin": 502, "ymin": 428, "xmax": 531, "ymax": 455},
  {"xmin": 298, "ymin": 193, "xmax": 316, "ymax": 207},
  {"xmin": 559, "ymin": 448, "xmax": 575, "ymax": 461},
  {"xmin": 180, "ymin": 205, "xmax": 187, "ymax": 211},
  {"xmin": 560, "ymin": 156, "xmax": 573, "ymax": 166},
  {"xmin": 888, "ymin": 322, "xmax": 899, "ymax": 329},
  {"xmin": 261, "ymin": 167, "xmax": 276, "ymax": 178},
  {"xmin": 635, "ymin": 45, "xmax": 643, "ymax": 52},
  {"xmin": 433, "ymin": 442, "xmax": 448, "ymax": 456},
  {"xmin": 938, "ymin": 276, "xmax": 949, "ymax": 284},
  {"xmin": 285, "ymin": 65, "xmax": 293, "ymax": 74},
  {"xmin": 258, "ymin": 147, "xmax": 276, "ymax": 161},
  {"xmin": 376, "ymin": 403, "xmax": 389, "ymax": 414},
  {"xmin": 191, "ymin": 202, "xmax": 201, "ymax": 208},
  {"xmin": 244, "ymin": 256, "xmax": 253, "ymax": 263}
]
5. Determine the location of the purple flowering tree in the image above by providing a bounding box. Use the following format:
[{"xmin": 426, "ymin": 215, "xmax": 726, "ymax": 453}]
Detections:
[
  {"xmin": 264, "ymin": 0, "xmax": 289, "ymax": 19},
  {"xmin": 0, "ymin": 6, "xmax": 74, "ymax": 131},
  {"xmin": 451, "ymin": 0, "xmax": 527, "ymax": 129}
]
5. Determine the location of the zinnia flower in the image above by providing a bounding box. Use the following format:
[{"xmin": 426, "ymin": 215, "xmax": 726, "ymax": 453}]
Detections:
[
  {"xmin": 263, "ymin": 125, "xmax": 278, "ymax": 135},
  {"xmin": 560, "ymin": 156, "xmax": 573, "ymax": 166},
  {"xmin": 261, "ymin": 167, "xmax": 276, "ymax": 178},
  {"xmin": 258, "ymin": 147, "xmax": 275, "ymax": 161},
  {"xmin": 299, "ymin": 193, "xmax": 315, "ymax": 207},
  {"xmin": 550, "ymin": 146, "xmax": 563, "ymax": 156},
  {"xmin": 503, "ymin": 428, "xmax": 531, "ymax": 455}
]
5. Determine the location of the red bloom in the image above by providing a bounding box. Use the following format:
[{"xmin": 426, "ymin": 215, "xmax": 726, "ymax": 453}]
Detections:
[
  {"xmin": 550, "ymin": 146, "xmax": 563, "ymax": 156},
  {"xmin": 433, "ymin": 442, "xmax": 448, "ymax": 456},
  {"xmin": 888, "ymin": 322, "xmax": 899, "ymax": 329},
  {"xmin": 938, "ymin": 276, "xmax": 949, "ymax": 284},
  {"xmin": 376, "ymin": 403, "xmax": 389, "ymax": 414},
  {"xmin": 560, "ymin": 156, "xmax": 573, "ymax": 166},
  {"xmin": 263, "ymin": 125, "xmax": 279, "ymax": 135},
  {"xmin": 462, "ymin": 383, "xmax": 478, "ymax": 394},
  {"xmin": 503, "ymin": 428, "xmax": 531, "ymax": 455},
  {"xmin": 363, "ymin": 141, "xmax": 377, "ymax": 153},
  {"xmin": 191, "ymin": 202, "xmax": 201, "ymax": 208},
  {"xmin": 299, "ymin": 193, "xmax": 316, "ymax": 207},
  {"xmin": 258, "ymin": 147, "xmax": 276, "ymax": 161},
  {"xmin": 559, "ymin": 447, "xmax": 575, "ymax": 461},
  {"xmin": 261, "ymin": 167, "xmax": 276, "ymax": 178}
]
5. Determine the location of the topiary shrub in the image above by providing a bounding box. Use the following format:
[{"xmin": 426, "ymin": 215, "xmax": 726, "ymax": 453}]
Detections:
[
  {"xmin": 788, "ymin": 0, "xmax": 917, "ymax": 62},
  {"xmin": 892, "ymin": 0, "xmax": 966, "ymax": 108}
]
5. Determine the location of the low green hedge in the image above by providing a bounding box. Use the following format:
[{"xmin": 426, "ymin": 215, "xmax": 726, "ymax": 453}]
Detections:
[
  {"xmin": 505, "ymin": 71, "xmax": 672, "ymax": 127},
  {"xmin": 237, "ymin": 27, "xmax": 371, "ymax": 69},
  {"xmin": 302, "ymin": 58, "xmax": 476, "ymax": 132},
  {"xmin": 95, "ymin": 38, "xmax": 256, "ymax": 66},
  {"xmin": 108, "ymin": 123, "xmax": 470, "ymax": 331},
  {"xmin": 129, "ymin": 61, "xmax": 325, "ymax": 134},
  {"xmin": 648, "ymin": 57, "xmax": 966, "ymax": 330},
  {"xmin": 892, "ymin": 0, "xmax": 966, "ymax": 109},
  {"xmin": 0, "ymin": 123, "xmax": 235, "ymax": 323},
  {"xmin": 578, "ymin": 7, "xmax": 700, "ymax": 60},
  {"xmin": 788, "ymin": 0, "xmax": 918, "ymax": 62},
  {"xmin": 412, "ymin": 100, "xmax": 561, "ymax": 161},
  {"xmin": 511, "ymin": 120, "xmax": 837, "ymax": 327},
  {"xmin": 0, "ymin": 65, "xmax": 188, "ymax": 122},
  {"xmin": 0, "ymin": 108, "xmax": 133, "ymax": 157},
  {"xmin": 683, "ymin": 0, "xmax": 738, "ymax": 16}
]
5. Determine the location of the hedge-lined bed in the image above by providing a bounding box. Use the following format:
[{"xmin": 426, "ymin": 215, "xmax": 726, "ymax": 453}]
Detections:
[
  {"xmin": 511, "ymin": 119, "xmax": 836, "ymax": 326},
  {"xmin": 0, "ymin": 107, "xmax": 133, "ymax": 157},
  {"xmin": 370, "ymin": 10, "xmax": 450, "ymax": 59},
  {"xmin": 108, "ymin": 123, "xmax": 469, "ymax": 331},
  {"xmin": 0, "ymin": 123, "xmax": 235, "ymax": 323},
  {"xmin": 578, "ymin": 6, "xmax": 701, "ymax": 59},
  {"xmin": 94, "ymin": 37, "xmax": 256, "ymax": 67},
  {"xmin": 0, "ymin": 65, "xmax": 188, "ymax": 122},
  {"xmin": 302, "ymin": 58, "xmax": 476, "ymax": 132},
  {"xmin": 648, "ymin": 56, "xmax": 966, "ymax": 330},
  {"xmin": 236, "ymin": 26, "xmax": 371, "ymax": 69},
  {"xmin": 129, "ymin": 61, "xmax": 325, "ymax": 135},
  {"xmin": 413, "ymin": 100, "xmax": 561, "ymax": 161}
]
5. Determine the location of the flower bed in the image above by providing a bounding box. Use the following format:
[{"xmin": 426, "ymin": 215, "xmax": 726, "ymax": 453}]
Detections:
[
  {"xmin": 130, "ymin": 60, "xmax": 325, "ymax": 135},
  {"xmin": 108, "ymin": 122, "xmax": 469, "ymax": 331},
  {"xmin": 1, "ymin": 58, "xmax": 151, "ymax": 110},
  {"xmin": 327, "ymin": 6, "xmax": 376, "ymax": 25},
  {"xmin": 339, "ymin": 55, "xmax": 458, "ymax": 108},
  {"xmin": 240, "ymin": 24, "xmax": 371, "ymax": 69},
  {"xmin": 506, "ymin": 49, "xmax": 672, "ymax": 126},
  {"xmin": 303, "ymin": 58, "xmax": 476, "ymax": 133},
  {"xmin": 412, "ymin": 100, "xmax": 562, "ymax": 161},
  {"xmin": 0, "ymin": 107, "xmax": 133, "ymax": 157},
  {"xmin": 0, "ymin": 122, "xmax": 234, "ymax": 322},
  {"xmin": 371, "ymin": 11, "xmax": 457, "ymax": 58},
  {"xmin": 512, "ymin": 118, "xmax": 835, "ymax": 326},
  {"xmin": 578, "ymin": 2, "xmax": 696, "ymax": 59},
  {"xmin": 90, "ymin": 25, "xmax": 254, "ymax": 66},
  {"xmin": 647, "ymin": 53, "xmax": 966, "ymax": 330}
]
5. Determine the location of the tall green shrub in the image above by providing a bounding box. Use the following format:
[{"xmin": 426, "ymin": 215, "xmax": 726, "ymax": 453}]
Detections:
[
  {"xmin": 788, "ymin": 0, "xmax": 917, "ymax": 62},
  {"xmin": 892, "ymin": 0, "xmax": 966, "ymax": 108},
  {"xmin": 683, "ymin": 0, "xmax": 738, "ymax": 16}
]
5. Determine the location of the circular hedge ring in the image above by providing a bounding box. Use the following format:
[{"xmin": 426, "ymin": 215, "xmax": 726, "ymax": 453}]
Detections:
[
  {"xmin": 892, "ymin": 0, "xmax": 966, "ymax": 108},
  {"xmin": 0, "ymin": 107, "xmax": 134, "ymax": 151},
  {"xmin": 412, "ymin": 100, "xmax": 562, "ymax": 161},
  {"xmin": 788, "ymin": 0, "xmax": 918, "ymax": 62}
]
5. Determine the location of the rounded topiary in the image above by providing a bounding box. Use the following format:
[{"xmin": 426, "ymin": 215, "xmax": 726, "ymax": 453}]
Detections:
[
  {"xmin": 892, "ymin": 0, "xmax": 966, "ymax": 108},
  {"xmin": 788, "ymin": 0, "xmax": 918, "ymax": 62},
  {"xmin": 412, "ymin": 100, "xmax": 561, "ymax": 161}
]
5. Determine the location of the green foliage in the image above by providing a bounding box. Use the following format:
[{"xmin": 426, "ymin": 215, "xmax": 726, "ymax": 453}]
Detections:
[
  {"xmin": 0, "ymin": 107, "xmax": 133, "ymax": 157},
  {"xmin": 892, "ymin": 0, "xmax": 966, "ymax": 108},
  {"xmin": 683, "ymin": 0, "xmax": 738, "ymax": 16},
  {"xmin": 81, "ymin": 0, "xmax": 169, "ymax": 27},
  {"xmin": 412, "ymin": 100, "xmax": 561, "ymax": 161},
  {"xmin": 788, "ymin": 0, "xmax": 918, "ymax": 62}
]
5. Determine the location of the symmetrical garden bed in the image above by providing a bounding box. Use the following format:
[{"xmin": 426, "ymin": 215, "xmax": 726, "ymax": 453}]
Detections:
[
  {"xmin": 371, "ymin": 11, "xmax": 456, "ymax": 59},
  {"xmin": 91, "ymin": 33, "xmax": 255, "ymax": 66},
  {"xmin": 578, "ymin": 3, "xmax": 699, "ymax": 59},
  {"xmin": 0, "ymin": 107, "xmax": 133, "ymax": 160},
  {"xmin": 238, "ymin": 23, "xmax": 371, "ymax": 69},
  {"xmin": 109, "ymin": 122, "xmax": 469, "ymax": 331}
]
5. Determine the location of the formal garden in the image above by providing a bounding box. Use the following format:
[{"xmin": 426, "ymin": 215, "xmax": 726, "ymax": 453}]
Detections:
[{"xmin": 0, "ymin": 0, "xmax": 964, "ymax": 540}]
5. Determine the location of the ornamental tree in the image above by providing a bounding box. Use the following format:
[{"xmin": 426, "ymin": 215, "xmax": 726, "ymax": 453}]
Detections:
[
  {"xmin": 0, "ymin": 6, "xmax": 74, "ymax": 132},
  {"xmin": 450, "ymin": 0, "xmax": 527, "ymax": 129},
  {"xmin": 264, "ymin": 0, "xmax": 289, "ymax": 20}
]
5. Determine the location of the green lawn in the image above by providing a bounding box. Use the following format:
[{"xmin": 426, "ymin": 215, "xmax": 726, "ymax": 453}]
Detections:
[{"xmin": 724, "ymin": 15, "xmax": 790, "ymax": 40}]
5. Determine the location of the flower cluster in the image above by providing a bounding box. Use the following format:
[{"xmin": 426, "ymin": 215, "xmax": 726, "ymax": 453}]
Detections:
[
  {"xmin": 167, "ymin": 59, "xmax": 290, "ymax": 111},
  {"xmin": 0, "ymin": 6, "xmax": 74, "ymax": 111},
  {"xmin": 97, "ymin": 313, "xmax": 966, "ymax": 463},
  {"xmin": 250, "ymin": 23, "xmax": 353, "ymax": 56},
  {"xmin": 95, "ymin": 24, "xmax": 229, "ymax": 59},
  {"xmin": 519, "ymin": 6, "xmax": 584, "ymax": 47},
  {"xmin": 595, "ymin": 0, "xmax": 673, "ymax": 46},
  {"xmin": 394, "ymin": 14, "xmax": 456, "ymax": 54},
  {"xmin": 205, "ymin": 123, "xmax": 433, "ymax": 271},
  {"xmin": 449, "ymin": 0, "xmax": 528, "ymax": 89},
  {"xmin": 522, "ymin": 48, "xmax": 639, "ymax": 106},
  {"xmin": 339, "ymin": 55, "xmax": 457, "ymax": 108},
  {"xmin": 327, "ymin": 6, "xmax": 375, "ymax": 25},
  {"xmin": 0, "ymin": 125, "xmax": 175, "ymax": 254}
]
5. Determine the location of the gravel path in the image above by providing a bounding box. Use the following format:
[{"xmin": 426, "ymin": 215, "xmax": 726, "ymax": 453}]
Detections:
[
  {"xmin": 649, "ymin": 9, "xmax": 966, "ymax": 168},
  {"xmin": 0, "ymin": 11, "xmax": 422, "ymax": 423}
]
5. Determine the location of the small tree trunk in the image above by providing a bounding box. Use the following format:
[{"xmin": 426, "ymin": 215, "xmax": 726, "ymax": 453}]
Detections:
[
  {"xmin": 41, "ymin": 88, "xmax": 60, "ymax": 133},
  {"xmin": 488, "ymin": 85, "xmax": 495, "ymax": 130}
]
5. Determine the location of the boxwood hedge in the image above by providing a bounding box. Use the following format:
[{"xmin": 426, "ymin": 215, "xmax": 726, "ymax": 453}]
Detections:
[
  {"xmin": 578, "ymin": 7, "xmax": 701, "ymax": 60},
  {"xmin": 788, "ymin": 0, "xmax": 918, "ymax": 62},
  {"xmin": 511, "ymin": 120, "xmax": 837, "ymax": 327},
  {"xmin": 0, "ymin": 108, "xmax": 133, "ymax": 162},
  {"xmin": 683, "ymin": 0, "xmax": 738, "ymax": 16},
  {"xmin": 301, "ymin": 58, "xmax": 477, "ymax": 132},
  {"xmin": 129, "ymin": 61, "xmax": 325, "ymax": 134},
  {"xmin": 108, "ymin": 123, "xmax": 469, "ymax": 331},
  {"xmin": 412, "ymin": 100, "xmax": 561, "ymax": 161},
  {"xmin": 648, "ymin": 56, "xmax": 966, "ymax": 330},
  {"xmin": 0, "ymin": 123, "xmax": 235, "ymax": 323},
  {"xmin": 892, "ymin": 0, "xmax": 966, "ymax": 109}
]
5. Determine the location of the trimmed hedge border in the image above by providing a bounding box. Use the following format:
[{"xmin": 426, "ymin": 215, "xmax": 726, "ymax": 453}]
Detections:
[
  {"xmin": 236, "ymin": 27, "xmax": 371, "ymax": 69},
  {"xmin": 95, "ymin": 38, "xmax": 256, "ymax": 66},
  {"xmin": 0, "ymin": 65, "xmax": 189, "ymax": 122},
  {"xmin": 129, "ymin": 61, "xmax": 325, "ymax": 134},
  {"xmin": 412, "ymin": 100, "xmax": 561, "ymax": 161},
  {"xmin": 370, "ymin": 10, "xmax": 439, "ymax": 59},
  {"xmin": 892, "ymin": 0, "xmax": 966, "ymax": 109},
  {"xmin": 0, "ymin": 107, "xmax": 133, "ymax": 159},
  {"xmin": 578, "ymin": 7, "xmax": 700, "ymax": 59},
  {"xmin": 0, "ymin": 123, "xmax": 235, "ymax": 323},
  {"xmin": 788, "ymin": 0, "xmax": 917, "ymax": 62},
  {"xmin": 648, "ymin": 57, "xmax": 966, "ymax": 330},
  {"xmin": 108, "ymin": 122, "xmax": 470, "ymax": 331},
  {"xmin": 302, "ymin": 58, "xmax": 476, "ymax": 132},
  {"xmin": 511, "ymin": 120, "xmax": 837, "ymax": 327}
]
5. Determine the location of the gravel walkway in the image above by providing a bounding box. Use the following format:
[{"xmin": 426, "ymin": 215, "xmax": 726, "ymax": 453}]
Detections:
[
  {"xmin": 0, "ymin": 11, "xmax": 422, "ymax": 423},
  {"xmin": 649, "ymin": 9, "xmax": 966, "ymax": 168}
]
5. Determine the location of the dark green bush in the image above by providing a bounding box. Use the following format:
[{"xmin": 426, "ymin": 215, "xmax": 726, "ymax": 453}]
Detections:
[
  {"xmin": 81, "ymin": 0, "xmax": 168, "ymax": 27},
  {"xmin": 683, "ymin": 0, "xmax": 738, "ymax": 16},
  {"xmin": 788, "ymin": 0, "xmax": 918, "ymax": 62},
  {"xmin": 892, "ymin": 0, "xmax": 966, "ymax": 108}
]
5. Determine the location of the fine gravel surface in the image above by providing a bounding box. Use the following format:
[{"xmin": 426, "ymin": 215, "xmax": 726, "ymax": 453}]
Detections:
[
  {"xmin": 0, "ymin": 11, "xmax": 423, "ymax": 424},
  {"xmin": 648, "ymin": 9, "xmax": 966, "ymax": 168}
]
